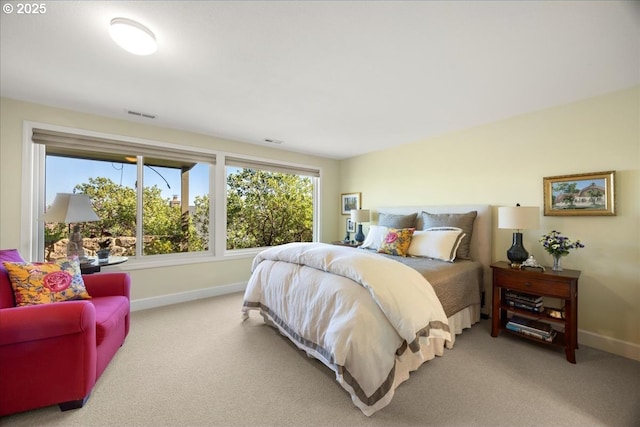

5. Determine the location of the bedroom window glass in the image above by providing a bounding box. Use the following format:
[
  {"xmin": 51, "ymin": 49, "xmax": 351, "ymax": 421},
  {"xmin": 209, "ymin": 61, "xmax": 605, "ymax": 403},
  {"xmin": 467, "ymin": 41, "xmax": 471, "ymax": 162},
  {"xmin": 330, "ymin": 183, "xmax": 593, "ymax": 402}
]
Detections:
[
  {"xmin": 32, "ymin": 128, "xmax": 215, "ymax": 261},
  {"xmin": 43, "ymin": 150, "xmax": 139, "ymax": 260},
  {"xmin": 139, "ymin": 156, "xmax": 210, "ymax": 255},
  {"xmin": 225, "ymin": 157, "xmax": 319, "ymax": 250}
]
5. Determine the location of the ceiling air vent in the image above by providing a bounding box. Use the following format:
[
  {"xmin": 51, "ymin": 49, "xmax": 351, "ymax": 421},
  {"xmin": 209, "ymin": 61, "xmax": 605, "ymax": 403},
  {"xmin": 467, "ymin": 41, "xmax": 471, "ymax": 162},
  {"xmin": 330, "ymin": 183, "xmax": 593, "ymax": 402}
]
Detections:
[{"xmin": 126, "ymin": 109, "xmax": 156, "ymax": 119}]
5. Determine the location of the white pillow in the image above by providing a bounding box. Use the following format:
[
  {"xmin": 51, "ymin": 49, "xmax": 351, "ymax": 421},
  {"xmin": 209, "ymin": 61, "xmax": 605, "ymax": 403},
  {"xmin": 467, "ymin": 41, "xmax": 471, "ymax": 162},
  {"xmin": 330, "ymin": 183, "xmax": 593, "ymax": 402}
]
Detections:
[
  {"xmin": 359, "ymin": 225, "xmax": 389, "ymax": 250},
  {"xmin": 408, "ymin": 227, "xmax": 466, "ymax": 262}
]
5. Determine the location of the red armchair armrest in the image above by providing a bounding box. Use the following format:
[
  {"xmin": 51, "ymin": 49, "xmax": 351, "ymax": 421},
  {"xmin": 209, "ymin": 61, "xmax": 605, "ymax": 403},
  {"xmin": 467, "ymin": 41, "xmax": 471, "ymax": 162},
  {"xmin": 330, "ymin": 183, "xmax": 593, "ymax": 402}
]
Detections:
[
  {"xmin": 0, "ymin": 300, "xmax": 95, "ymax": 346},
  {"xmin": 83, "ymin": 272, "xmax": 131, "ymax": 299}
]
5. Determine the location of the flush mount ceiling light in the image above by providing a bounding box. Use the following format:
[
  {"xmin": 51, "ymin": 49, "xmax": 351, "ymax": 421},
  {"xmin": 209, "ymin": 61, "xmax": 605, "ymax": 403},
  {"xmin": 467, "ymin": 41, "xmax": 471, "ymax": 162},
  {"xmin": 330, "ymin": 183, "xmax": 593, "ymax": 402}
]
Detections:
[{"xmin": 109, "ymin": 17, "xmax": 157, "ymax": 55}]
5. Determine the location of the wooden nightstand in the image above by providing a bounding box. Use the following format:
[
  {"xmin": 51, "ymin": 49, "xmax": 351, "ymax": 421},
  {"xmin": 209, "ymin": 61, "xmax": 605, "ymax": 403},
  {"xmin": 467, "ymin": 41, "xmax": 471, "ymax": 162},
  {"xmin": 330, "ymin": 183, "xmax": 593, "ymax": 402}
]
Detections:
[
  {"xmin": 330, "ymin": 241, "xmax": 360, "ymax": 248},
  {"xmin": 490, "ymin": 261, "xmax": 581, "ymax": 363}
]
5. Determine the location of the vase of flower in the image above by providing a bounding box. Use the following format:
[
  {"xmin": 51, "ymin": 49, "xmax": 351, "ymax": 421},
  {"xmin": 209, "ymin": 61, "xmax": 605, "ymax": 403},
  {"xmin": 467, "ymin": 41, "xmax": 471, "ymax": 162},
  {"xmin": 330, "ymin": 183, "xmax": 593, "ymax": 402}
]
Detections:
[
  {"xmin": 97, "ymin": 249, "xmax": 110, "ymax": 262},
  {"xmin": 540, "ymin": 230, "xmax": 585, "ymax": 272},
  {"xmin": 97, "ymin": 237, "xmax": 112, "ymax": 263}
]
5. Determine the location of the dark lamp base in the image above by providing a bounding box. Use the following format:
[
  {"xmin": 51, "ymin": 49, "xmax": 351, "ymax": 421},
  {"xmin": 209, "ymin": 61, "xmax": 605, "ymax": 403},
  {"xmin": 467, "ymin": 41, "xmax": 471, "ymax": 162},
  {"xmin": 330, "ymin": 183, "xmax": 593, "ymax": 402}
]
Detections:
[
  {"xmin": 354, "ymin": 224, "xmax": 365, "ymax": 245},
  {"xmin": 506, "ymin": 232, "xmax": 529, "ymax": 267}
]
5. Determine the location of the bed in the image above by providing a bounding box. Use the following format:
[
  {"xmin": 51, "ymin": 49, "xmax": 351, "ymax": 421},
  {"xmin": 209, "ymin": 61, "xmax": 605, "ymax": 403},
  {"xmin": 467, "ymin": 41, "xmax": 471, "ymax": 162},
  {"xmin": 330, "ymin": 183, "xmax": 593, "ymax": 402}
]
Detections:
[{"xmin": 242, "ymin": 204, "xmax": 492, "ymax": 415}]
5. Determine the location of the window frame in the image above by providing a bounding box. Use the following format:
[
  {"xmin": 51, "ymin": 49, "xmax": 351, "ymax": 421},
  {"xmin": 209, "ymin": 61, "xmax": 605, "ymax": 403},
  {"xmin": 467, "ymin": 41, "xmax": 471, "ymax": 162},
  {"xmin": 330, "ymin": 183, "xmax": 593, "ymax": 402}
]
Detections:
[
  {"xmin": 21, "ymin": 121, "xmax": 321, "ymax": 268},
  {"xmin": 224, "ymin": 157, "xmax": 319, "ymax": 252}
]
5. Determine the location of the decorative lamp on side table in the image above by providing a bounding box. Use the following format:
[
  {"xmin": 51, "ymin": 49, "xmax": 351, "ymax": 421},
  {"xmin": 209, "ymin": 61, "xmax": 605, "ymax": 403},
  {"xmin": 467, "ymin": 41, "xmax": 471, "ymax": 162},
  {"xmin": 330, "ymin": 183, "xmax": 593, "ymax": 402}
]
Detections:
[
  {"xmin": 497, "ymin": 204, "xmax": 539, "ymax": 267},
  {"xmin": 39, "ymin": 193, "xmax": 101, "ymax": 259},
  {"xmin": 350, "ymin": 209, "xmax": 370, "ymax": 246}
]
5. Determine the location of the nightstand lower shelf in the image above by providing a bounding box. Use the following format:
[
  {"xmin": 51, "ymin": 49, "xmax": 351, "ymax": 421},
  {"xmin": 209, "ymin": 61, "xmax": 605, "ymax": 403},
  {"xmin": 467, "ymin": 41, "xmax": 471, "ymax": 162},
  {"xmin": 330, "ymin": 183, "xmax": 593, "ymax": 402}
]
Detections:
[{"xmin": 503, "ymin": 327, "xmax": 566, "ymax": 347}]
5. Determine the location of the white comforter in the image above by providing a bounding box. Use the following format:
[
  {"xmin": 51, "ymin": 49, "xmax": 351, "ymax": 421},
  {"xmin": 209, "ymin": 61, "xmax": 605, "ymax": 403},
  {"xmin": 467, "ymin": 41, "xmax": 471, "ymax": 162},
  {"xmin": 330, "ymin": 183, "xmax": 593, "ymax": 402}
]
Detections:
[{"xmin": 242, "ymin": 242, "xmax": 452, "ymax": 415}]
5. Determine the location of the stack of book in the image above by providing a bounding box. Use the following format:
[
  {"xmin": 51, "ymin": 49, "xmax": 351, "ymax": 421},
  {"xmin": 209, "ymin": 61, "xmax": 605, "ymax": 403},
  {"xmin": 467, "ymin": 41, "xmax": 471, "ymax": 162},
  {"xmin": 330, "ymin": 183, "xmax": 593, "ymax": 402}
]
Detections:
[
  {"xmin": 507, "ymin": 315, "xmax": 557, "ymax": 342},
  {"xmin": 505, "ymin": 290, "xmax": 544, "ymax": 313}
]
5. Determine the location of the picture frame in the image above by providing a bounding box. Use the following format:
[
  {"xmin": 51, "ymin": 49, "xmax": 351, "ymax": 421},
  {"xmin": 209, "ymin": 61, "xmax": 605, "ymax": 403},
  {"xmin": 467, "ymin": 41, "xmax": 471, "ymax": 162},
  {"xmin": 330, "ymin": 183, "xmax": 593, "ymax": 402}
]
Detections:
[
  {"xmin": 543, "ymin": 171, "xmax": 616, "ymax": 216},
  {"xmin": 341, "ymin": 192, "xmax": 361, "ymax": 215},
  {"xmin": 346, "ymin": 218, "xmax": 356, "ymax": 233}
]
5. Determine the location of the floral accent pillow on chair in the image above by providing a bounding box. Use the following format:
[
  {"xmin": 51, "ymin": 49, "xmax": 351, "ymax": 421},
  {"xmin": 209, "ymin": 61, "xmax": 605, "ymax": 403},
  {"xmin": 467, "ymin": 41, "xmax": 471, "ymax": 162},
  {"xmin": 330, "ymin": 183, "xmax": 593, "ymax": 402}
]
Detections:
[{"xmin": 2, "ymin": 257, "xmax": 91, "ymax": 306}]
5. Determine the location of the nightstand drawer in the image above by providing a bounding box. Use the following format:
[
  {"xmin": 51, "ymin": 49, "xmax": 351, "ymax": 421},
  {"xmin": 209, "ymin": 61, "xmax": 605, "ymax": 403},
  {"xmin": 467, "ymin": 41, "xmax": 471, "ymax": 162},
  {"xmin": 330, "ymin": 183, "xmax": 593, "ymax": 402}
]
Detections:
[{"xmin": 494, "ymin": 269, "xmax": 571, "ymax": 298}]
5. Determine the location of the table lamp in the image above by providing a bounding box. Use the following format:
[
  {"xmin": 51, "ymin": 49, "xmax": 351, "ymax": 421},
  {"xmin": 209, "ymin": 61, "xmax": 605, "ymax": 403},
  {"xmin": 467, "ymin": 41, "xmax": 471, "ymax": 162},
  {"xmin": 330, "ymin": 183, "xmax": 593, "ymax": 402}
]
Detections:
[
  {"xmin": 39, "ymin": 193, "xmax": 100, "ymax": 258},
  {"xmin": 351, "ymin": 209, "xmax": 370, "ymax": 245},
  {"xmin": 498, "ymin": 204, "xmax": 539, "ymax": 267}
]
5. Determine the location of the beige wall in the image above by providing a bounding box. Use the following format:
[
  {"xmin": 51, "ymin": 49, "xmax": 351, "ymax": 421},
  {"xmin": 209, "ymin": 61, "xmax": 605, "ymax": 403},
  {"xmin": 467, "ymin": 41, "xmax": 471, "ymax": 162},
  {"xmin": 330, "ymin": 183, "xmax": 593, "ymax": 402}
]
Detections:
[
  {"xmin": 2, "ymin": 87, "xmax": 638, "ymax": 357},
  {"xmin": 0, "ymin": 98, "xmax": 341, "ymax": 301},
  {"xmin": 339, "ymin": 86, "xmax": 640, "ymax": 354}
]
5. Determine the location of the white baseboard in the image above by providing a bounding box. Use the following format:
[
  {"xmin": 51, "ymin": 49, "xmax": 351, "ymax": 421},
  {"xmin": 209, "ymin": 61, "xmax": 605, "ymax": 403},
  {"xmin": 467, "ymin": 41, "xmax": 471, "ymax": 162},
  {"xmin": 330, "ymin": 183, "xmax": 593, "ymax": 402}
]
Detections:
[
  {"xmin": 578, "ymin": 328, "xmax": 640, "ymax": 362},
  {"xmin": 130, "ymin": 282, "xmax": 247, "ymax": 312}
]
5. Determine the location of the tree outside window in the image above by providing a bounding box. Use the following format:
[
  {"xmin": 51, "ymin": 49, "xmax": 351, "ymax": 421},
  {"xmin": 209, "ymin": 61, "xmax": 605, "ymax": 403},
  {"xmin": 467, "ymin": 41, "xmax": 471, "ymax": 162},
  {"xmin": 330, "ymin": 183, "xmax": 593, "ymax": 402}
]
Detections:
[{"xmin": 226, "ymin": 168, "xmax": 313, "ymax": 249}]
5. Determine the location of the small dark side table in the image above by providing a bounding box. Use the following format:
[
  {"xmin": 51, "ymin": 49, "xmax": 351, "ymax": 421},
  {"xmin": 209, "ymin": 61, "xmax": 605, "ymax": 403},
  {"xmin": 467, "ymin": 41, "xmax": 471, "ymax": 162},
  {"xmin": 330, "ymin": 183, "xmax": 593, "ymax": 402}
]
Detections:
[{"xmin": 80, "ymin": 256, "xmax": 128, "ymax": 274}]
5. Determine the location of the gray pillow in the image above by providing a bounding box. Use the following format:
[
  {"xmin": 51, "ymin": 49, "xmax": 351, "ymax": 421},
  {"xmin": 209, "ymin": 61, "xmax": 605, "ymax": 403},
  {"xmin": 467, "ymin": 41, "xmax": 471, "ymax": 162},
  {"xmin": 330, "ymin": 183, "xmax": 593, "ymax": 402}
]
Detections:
[
  {"xmin": 378, "ymin": 212, "xmax": 417, "ymax": 229},
  {"xmin": 419, "ymin": 211, "xmax": 477, "ymax": 260}
]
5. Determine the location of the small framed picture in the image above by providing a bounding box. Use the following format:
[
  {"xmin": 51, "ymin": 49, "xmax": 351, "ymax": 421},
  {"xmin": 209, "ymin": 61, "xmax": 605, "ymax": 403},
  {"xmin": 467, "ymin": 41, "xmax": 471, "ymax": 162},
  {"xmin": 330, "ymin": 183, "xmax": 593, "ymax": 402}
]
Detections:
[
  {"xmin": 543, "ymin": 171, "xmax": 616, "ymax": 216},
  {"xmin": 341, "ymin": 192, "xmax": 361, "ymax": 215},
  {"xmin": 346, "ymin": 218, "xmax": 356, "ymax": 233}
]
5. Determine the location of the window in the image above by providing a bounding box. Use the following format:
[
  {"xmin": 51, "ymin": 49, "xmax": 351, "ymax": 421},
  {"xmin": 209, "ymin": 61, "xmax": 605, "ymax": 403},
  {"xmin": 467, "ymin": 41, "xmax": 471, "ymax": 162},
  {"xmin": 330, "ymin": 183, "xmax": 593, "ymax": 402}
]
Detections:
[
  {"xmin": 225, "ymin": 156, "xmax": 319, "ymax": 251},
  {"xmin": 44, "ymin": 151, "xmax": 139, "ymax": 259},
  {"xmin": 226, "ymin": 167, "xmax": 315, "ymax": 250},
  {"xmin": 139, "ymin": 157, "xmax": 210, "ymax": 255},
  {"xmin": 33, "ymin": 128, "xmax": 214, "ymax": 261},
  {"xmin": 27, "ymin": 125, "xmax": 321, "ymax": 263}
]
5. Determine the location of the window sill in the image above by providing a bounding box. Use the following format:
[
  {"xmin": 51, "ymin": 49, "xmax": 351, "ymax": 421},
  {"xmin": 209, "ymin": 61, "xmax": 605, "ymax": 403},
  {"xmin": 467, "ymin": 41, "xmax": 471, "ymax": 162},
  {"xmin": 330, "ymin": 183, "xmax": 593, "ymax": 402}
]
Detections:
[{"xmin": 103, "ymin": 250, "xmax": 259, "ymax": 272}]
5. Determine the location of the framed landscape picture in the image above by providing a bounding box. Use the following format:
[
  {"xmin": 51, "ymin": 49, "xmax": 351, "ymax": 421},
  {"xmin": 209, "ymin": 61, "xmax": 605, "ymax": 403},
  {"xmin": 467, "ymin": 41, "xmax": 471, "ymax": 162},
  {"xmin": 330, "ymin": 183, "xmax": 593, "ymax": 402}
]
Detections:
[
  {"xmin": 543, "ymin": 171, "xmax": 616, "ymax": 216},
  {"xmin": 341, "ymin": 192, "xmax": 361, "ymax": 215}
]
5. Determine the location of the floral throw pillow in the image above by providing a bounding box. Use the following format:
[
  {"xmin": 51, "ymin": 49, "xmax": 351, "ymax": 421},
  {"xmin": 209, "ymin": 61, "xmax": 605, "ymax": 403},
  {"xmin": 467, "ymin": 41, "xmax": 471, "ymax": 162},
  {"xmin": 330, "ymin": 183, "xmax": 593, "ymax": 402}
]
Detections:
[
  {"xmin": 377, "ymin": 228, "xmax": 415, "ymax": 257},
  {"xmin": 2, "ymin": 258, "xmax": 91, "ymax": 306}
]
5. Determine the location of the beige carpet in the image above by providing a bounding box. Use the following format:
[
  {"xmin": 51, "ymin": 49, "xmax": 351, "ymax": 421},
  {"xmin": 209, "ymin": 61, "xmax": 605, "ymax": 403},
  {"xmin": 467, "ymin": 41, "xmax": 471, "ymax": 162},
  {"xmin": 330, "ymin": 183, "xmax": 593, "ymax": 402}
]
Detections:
[{"xmin": 2, "ymin": 291, "xmax": 639, "ymax": 427}]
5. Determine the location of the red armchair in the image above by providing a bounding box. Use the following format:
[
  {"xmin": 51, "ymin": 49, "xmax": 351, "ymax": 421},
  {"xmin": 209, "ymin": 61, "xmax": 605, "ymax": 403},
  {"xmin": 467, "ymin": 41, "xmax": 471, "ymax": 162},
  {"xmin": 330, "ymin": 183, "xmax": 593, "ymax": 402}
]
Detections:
[{"xmin": 0, "ymin": 249, "xmax": 131, "ymax": 416}]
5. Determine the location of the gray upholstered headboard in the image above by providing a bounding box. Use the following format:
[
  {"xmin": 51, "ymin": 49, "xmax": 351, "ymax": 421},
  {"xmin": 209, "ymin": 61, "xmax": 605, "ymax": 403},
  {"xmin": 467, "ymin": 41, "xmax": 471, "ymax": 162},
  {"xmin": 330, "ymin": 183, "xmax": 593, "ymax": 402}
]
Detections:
[{"xmin": 376, "ymin": 204, "xmax": 492, "ymax": 313}]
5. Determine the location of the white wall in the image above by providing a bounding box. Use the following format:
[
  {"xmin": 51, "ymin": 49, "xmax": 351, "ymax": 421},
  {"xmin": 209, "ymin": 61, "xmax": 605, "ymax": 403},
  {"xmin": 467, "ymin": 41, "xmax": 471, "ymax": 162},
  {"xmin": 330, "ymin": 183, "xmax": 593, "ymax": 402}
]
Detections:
[{"xmin": 339, "ymin": 86, "xmax": 640, "ymax": 359}]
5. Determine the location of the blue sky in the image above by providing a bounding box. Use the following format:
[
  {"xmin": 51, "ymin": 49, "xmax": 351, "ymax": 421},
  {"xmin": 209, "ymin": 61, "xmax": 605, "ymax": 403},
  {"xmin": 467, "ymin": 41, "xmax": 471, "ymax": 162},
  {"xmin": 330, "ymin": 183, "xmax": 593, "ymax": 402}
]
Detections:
[{"xmin": 46, "ymin": 157, "xmax": 210, "ymax": 206}]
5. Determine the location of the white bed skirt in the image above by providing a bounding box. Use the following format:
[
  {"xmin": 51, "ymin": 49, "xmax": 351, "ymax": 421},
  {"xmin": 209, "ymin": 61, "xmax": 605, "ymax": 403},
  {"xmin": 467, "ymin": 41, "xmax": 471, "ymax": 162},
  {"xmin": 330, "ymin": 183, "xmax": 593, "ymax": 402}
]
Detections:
[{"xmin": 446, "ymin": 303, "xmax": 481, "ymax": 348}]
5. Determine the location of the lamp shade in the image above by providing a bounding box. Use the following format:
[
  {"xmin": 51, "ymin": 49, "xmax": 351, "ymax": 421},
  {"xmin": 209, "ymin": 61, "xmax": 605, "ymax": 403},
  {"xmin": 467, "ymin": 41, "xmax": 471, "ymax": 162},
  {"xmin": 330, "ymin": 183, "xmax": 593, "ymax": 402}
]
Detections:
[
  {"xmin": 351, "ymin": 209, "xmax": 370, "ymax": 223},
  {"xmin": 39, "ymin": 193, "xmax": 100, "ymax": 223},
  {"xmin": 498, "ymin": 206, "xmax": 539, "ymax": 230}
]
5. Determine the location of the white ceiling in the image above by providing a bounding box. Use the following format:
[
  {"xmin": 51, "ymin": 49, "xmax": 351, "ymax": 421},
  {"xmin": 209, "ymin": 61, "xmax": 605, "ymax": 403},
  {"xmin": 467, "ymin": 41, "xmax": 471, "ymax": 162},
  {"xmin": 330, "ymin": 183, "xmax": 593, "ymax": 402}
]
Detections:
[{"xmin": 1, "ymin": 1, "xmax": 638, "ymax": 159}]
